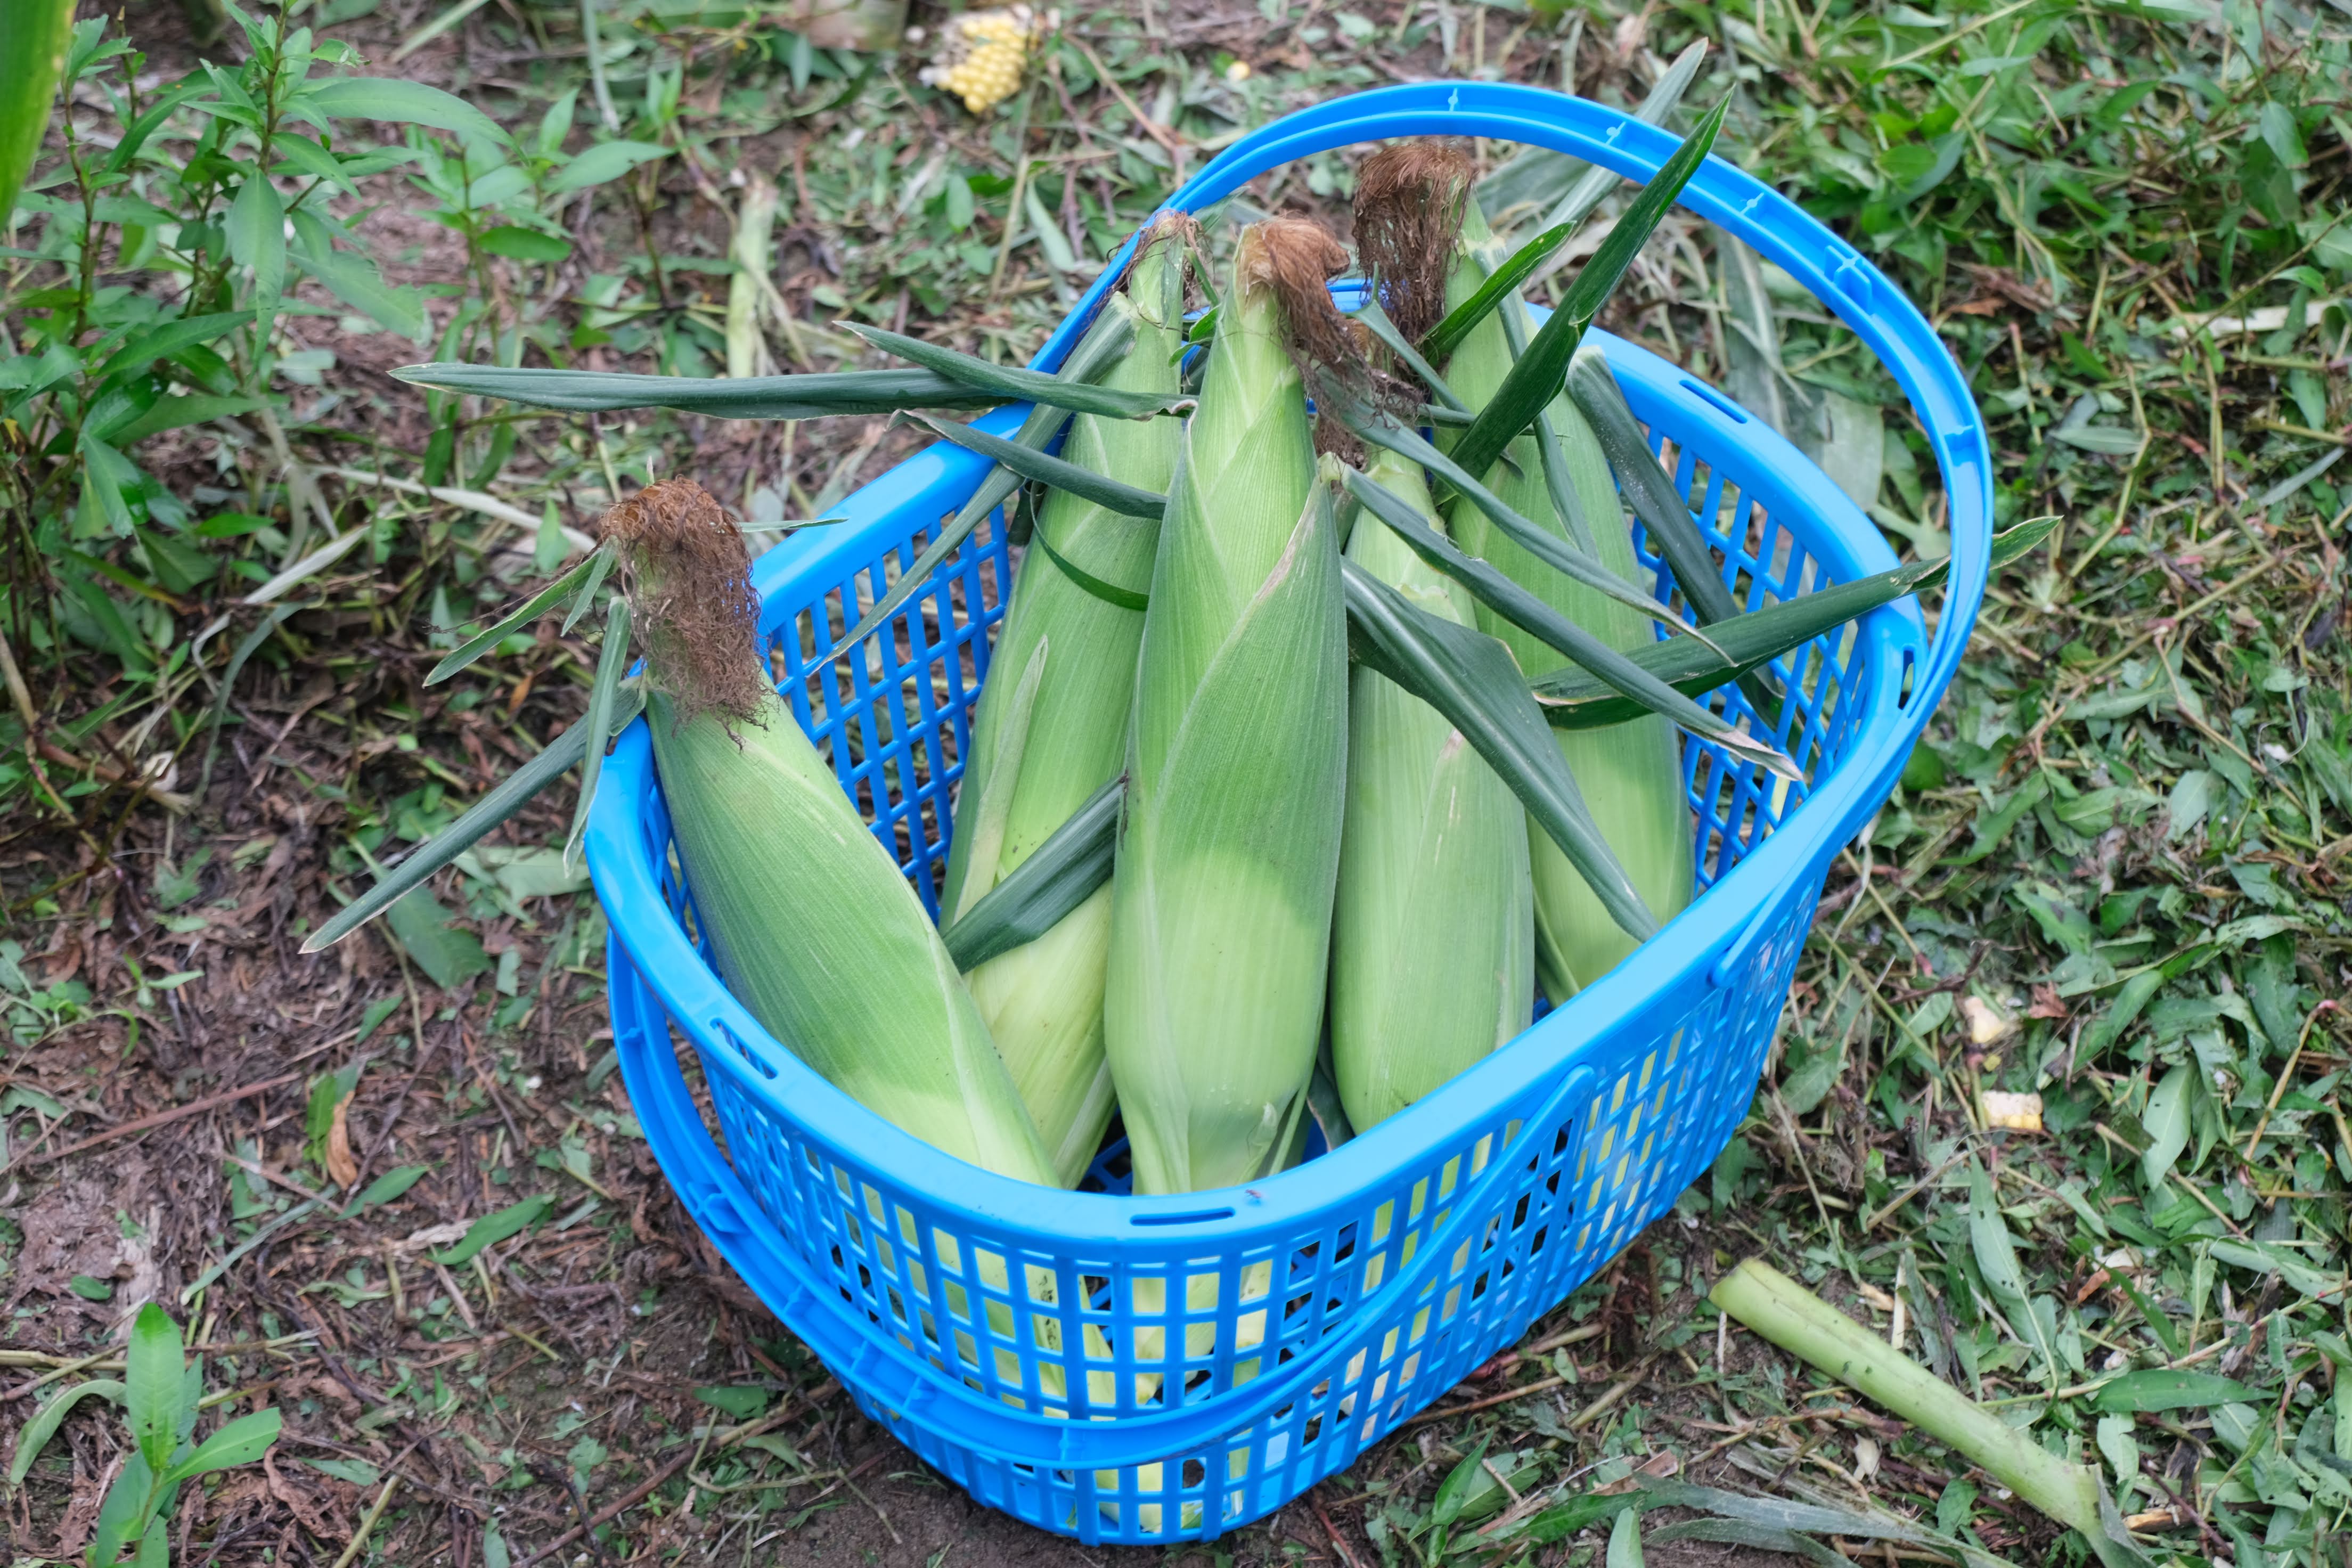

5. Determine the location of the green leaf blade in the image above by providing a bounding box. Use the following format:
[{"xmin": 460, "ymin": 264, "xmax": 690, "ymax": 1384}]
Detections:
[
  {"xmin": 1451, "ymin": 100, "xmax": 1727, "ymax": 481},
  {"xmin": 1342, "ymin": 558, "xmax": 1656, "ymax": 943},
  {"xmin": 941, "ymin": 776, "xmax": 1123, "ymax": 970}
]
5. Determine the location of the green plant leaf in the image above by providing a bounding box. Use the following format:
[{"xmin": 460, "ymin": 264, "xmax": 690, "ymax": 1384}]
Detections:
[
  {"xmin": 385, "ymin": 888, "xmax": 490, "ymax": 989},
  {"xmin": 1346, "ymin": 466, "xmax": 1799, "ymax": 780},
  {"xmin": 1343, "ymin": 558, "xmax": 1656, "ymax": 942},
  {"xmin": 547, "ymin": 138, "xmax": 672, "ymax": 194},
  {"xmin": 7, "ymin": 1379, "xmax": 125, "ymax": 1492},
  {"xmin": 1525, "ymin": 516, "xmax": 2056, "ymax": 724},
  {"xmin": 432, "ymin": 1194, "xmax": 553, "ymax": 1265},
  {"xmin": 846, "ymin": 324, "xmax": 1194, "ymax": 421},
  {"xmin": 940, "ymin": 775, "xmax": 1122, "ymax": 970},
  {"xmin": 1969, "ymin": 1162, "xmax": 2061, "ymax": 1384},
  {"xmin": 478, "ymin": 225, "xmax": 571, "ymax": 263},
  {"xmin": 903, "ymin": 412, "xmax": 1166, "ymax": 519},
  {"xmin": 1450, "ymin": 99, "xmax": 1727, "ymax": 481},
  {"xmin": 428, "ymin": 544, "xmax": 611, "ymax": 685},
  {"xmin": 346, "ymin": 1164, "xmax": 430, "ymax": 1214},
  {"xmin": 564, "ymin": 600, "xmax": 633, "ymax": 871},
  {"xmin": 225, "ymin": 173, "xmax": 287, "ymax": 308},
  {"xmin": 816, "ymin": 298, "xmax": 1140, "ymax": 670},
  {"xmin": 304, "ymin": 75, "xmax": 506, "ymax": 145},
  {"xmin": 2140, "ymin": 1064, "xmax": 2192, "ymax": 1187},
  {"xmin": 301, "ymin": 686, "xmax": 643, "ymax": 953},
  {"xmin": 393, "ymin": 363, "xmax": 1002, "ymax": 420},
  {"xmin": 1607, "ymin": 1507, "xmax": 1647, "ymax": 1568},
  {"xmin": 163, "ymin": 1409, "xmax": 282, "ymax": 1483},
  {"xmin": 2090, "ymin": 1370, "xmax": 2266, "ymax": 1413},
  {"xmin": 1427, "ymin": 1434, "xmax": 1492, "ymax": 1532},
  {"xmin": 694, "ymin": 1386, "xmax": 770, "ymax": 1419},
  {"xmin": 1344, "ymin": 414, "xmax": 1679, "ymax": 631},
  {"xmin": 126, "ymin": 1303, "xmax": 184, "ymax": 1476},
  {"xmin": 1422, "ymin": 219, "xmax": 1573, "ymax": 369},
  {"xmin": 96, "ymin": 312, "xmax": 256, "ymax": 381},
  {"xmin": 0, "ymin": 4, "xmax": 72, "ymax": 225},
  {"xmin": 1562, "ymin": 347, "xmax": 1747, "ymax": 631},
  {"xmin": 85, "ymin": 1448, "xmax": 154, "ymax": 1568}
]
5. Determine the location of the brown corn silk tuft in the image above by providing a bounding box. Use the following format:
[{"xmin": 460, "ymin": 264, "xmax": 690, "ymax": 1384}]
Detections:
[
  {"xmin": 1121, "ymin": 208, "xmax": 1203, "ymax": 296},
  {"xmin": 598, "ymin": 478, "xmax": 767, "ymax": 727},
  {"xmin": 1245, "ymin": 214, "xmax": 1364, "ymax": 399},
  {"xmin": 1352, "ymin": 138, "xmax": 1473, "ymax": 346}
]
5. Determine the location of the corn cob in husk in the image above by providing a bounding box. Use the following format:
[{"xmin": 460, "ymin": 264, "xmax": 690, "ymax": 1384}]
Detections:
[
  {"xmin": 1440, "ymin": 201, "xmax": 1692, "ymax": 1003},
  {"xmin": 1102, "ymin": 217, "xmax": 1351, "ymax": 1196},
  {"xmin": 941, "ymin": 224, "xmax": 1189, "ymax": 1187},
  {"xmin": 1330, "ymin": 447, "xmax": 1534, "ymax": 1131}
]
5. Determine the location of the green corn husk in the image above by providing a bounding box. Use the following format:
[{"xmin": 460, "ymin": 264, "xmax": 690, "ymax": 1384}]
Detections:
[
  {"xmin": 1330, "ymin": 447, "xmax": 1534, "ymax": 1131},
  {"xmin": 1102, "ymin": 218, "xmax": 1350, "ymax": 1196},
  {"xmin": 1441, "ymin": 204, "xmax": 1692, "ymax": 1002},
  {"xmin": 650, "ymin": 687, "xmax": 1057, "ymax": 1185},
  {"xmin": 940, "ymin": 229, "xmax": 1189, "ymax": 1188},
  {"xmin": 611, "ymin": 485, "xmax": 1055, "ymax": 1187},
  {"xmin": 617, "ymin": 481, "xmax": 1089, "ymax": 1409}
]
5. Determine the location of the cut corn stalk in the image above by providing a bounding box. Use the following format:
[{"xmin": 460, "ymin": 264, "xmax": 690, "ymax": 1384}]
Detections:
[
  {"xmin": 1711, "ymin": 1259, "xmax": 2152, "ymax": 1568},
  {"xmin": 725, "ymin": 172, "xmax": 781, "ymax": 378},
  {"xmin": 1440, "ymin": 200, "xmax": 1694, "ymax": 1002},
  {"xmin": 1103, "ymin": 218, "xmax": 1351, "ymax": 1196},
  {"xmin": 941, "ymin": 226, "xmax": 1189, "ymax": 1188},
  {"xmin": 1330, "ymin": 448, "xmax": 1533, "ymax": 1131}
]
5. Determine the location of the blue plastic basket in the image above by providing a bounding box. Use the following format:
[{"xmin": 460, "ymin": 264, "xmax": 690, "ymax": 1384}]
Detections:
[{"xmin": 589, "ymin": 83, "xmax": 1989, "ymax": 1546}]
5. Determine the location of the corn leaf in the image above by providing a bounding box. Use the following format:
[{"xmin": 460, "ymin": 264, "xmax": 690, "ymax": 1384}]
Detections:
[
  {"xmin": 565, "ymin": 601, "xmax": 634, "ymax": 871},
  {"xmin": 1487, "ymin": 297, "xmax": 1603, "ymax": 557},
  {"xmin": 1345, "ymin": 295, "xmax": 1466, "ymax": 411},
  {"xmin": 1346, "ymin": 413, "xmax": 1702, "ymax": 636},
  {"xmin": 1474, "ymin": 38, "xmax": 1709, "ymax": 236},
  {"xmin": 562, "ymin": 538, "xmax": 618, "ymax": 633},
  {"xmin": 846, "ymin": 324, "xmax": 1194, "ymax": 421},
  {"xmin": 903, "ymin": 412, "xmax": 1166, "ymax": 519},
  {"xmin": 1342, "ymin": 558, "xmax": 1655, "ymax": 943},
  {"xmin": 428, "ymin": 544, "xmax": 611, "ymax": 684},
  {"xmin": 1526, "ymin": 514, "xmax": 2056, "ymax": 724},
  {"xmin": 392, "ymin": 363, "xmax": 1003, "ymax": 420},
  {"xmin": 940, "ymin": 776, "xmax": 1123, "ymax": 970},
  {"xmin": 1421, "ymin": 220, "xmax": 1573, "ymax": 369},
  {"xmin": 1527, "ymin": 42, "xmax": 1712, "ymax": 248},
  {"xmin": 1346, "ymin": 468, "xmax": 1798, "ymax": 780},
  {"xmin": 301, "ymin": 687, "xmax": 646, "ymax": 953},
  {"xmin": 1450, "ymin": 99, "xmax": 1727, "ymax": 482},
  {"xmin": 1563, "ymin": 347, "xmax": 1746, "ymax": 630},
  {"xmin": 818, "ymin": 299, "xmax": 1140, "ymax": 670}
]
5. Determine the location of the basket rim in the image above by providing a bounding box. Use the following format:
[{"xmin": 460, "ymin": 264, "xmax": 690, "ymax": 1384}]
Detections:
[{"xmin": 585, "ymin": 321, "xmax": 1923, "ymax": 1246}]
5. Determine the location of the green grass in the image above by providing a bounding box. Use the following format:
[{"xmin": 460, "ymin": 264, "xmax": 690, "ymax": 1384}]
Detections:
[{"xmin": 1, "ymin": 2, "xmax": 2348, "ymax": 1566}]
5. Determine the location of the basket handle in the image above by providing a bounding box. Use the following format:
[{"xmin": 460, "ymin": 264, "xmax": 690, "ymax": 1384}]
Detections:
[
  {"xmin": 616, "ymin": 937, "xmax": 1598, "ymax": 1472},
  {"xmin": 1042, "ymin": 83, "xmax": 1989, "ymax": 780}
]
